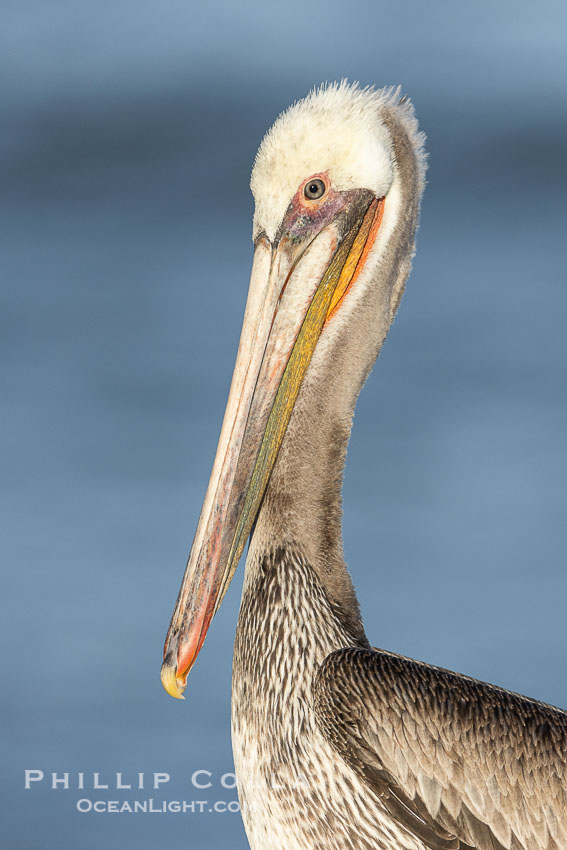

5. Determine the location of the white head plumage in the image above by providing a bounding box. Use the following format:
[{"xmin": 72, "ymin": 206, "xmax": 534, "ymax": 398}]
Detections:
[{"xmin": 251, "ymin": 81, "xmax": 424, "ymax": 241}]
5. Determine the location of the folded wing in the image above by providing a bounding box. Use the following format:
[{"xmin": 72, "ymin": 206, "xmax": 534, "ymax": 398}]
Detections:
[{"xmin": 313, "ymin": 647, "xmax": 567, "ymax": 850}]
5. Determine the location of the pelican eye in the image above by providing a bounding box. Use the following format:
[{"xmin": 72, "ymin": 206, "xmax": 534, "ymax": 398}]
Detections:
[{"xmin": 304, "ymin": 179, "xmax": 326, "ymax": 201}]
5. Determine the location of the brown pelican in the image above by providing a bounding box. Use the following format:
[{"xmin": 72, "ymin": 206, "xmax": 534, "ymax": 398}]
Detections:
[{"xmin": 161, "ymin": 82, "xmax": 567, "ymax": 850}]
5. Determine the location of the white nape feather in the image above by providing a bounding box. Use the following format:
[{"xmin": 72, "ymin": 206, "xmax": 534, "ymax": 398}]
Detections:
[{"xmin": 250, "ymin": 81, "xmax": 425, "ymax": 242}]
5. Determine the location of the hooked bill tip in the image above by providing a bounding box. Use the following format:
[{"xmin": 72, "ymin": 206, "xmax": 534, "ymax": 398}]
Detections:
[{"xmin": 160, "ymin": 658, "xmax": 187, "ymax": 700}]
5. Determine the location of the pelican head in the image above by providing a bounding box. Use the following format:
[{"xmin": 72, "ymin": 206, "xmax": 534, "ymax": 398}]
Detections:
[{"xmin": 161, "ymin": 82, "xmax": 426, "ymax": 699}]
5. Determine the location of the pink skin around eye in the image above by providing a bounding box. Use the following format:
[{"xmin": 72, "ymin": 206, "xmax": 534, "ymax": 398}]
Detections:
[
  {"xmin": 278, "ymin": 172, "xmax": 350, "ymax": 243},
  {"xmin": 299, "ymin": 173, "xmax": 330, "ymax": 206}
]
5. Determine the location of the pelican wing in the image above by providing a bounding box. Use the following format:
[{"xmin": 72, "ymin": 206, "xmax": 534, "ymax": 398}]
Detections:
[{"xmin": 313, "ymin": 647, "xmax": 567, "ymax": 850}]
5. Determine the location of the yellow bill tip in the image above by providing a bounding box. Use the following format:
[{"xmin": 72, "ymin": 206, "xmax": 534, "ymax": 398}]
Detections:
[{"xmin": 160, "ymin": 659, "xmax": 187, "ymax": 700}]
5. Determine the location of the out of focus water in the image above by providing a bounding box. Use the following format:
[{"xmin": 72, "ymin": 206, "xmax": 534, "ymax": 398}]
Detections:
[{"xmin": 2, "ymin": 1, "xmax": 566, "ymax": 848}]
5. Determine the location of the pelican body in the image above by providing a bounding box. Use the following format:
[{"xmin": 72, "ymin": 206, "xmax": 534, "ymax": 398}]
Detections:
[{"xmin": 161, "ymin": 84, "xmax": 567, "ymax": 850}]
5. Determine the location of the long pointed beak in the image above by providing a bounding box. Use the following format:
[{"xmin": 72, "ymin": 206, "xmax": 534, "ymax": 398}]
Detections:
[{"xmin": 161, "ymin": 192, "xmax": 384, "ymax": 699}]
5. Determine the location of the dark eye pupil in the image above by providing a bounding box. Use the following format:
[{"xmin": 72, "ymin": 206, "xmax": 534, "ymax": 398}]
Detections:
[{"xmin": 304, "ymin": 179, "xmax": 325, "ymax": 200}]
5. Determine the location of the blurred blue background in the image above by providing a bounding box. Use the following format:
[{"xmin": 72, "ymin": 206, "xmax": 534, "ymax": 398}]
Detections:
[{"xmin": 2, "ymin": 1, "xmax": 566, "ymax": 847}]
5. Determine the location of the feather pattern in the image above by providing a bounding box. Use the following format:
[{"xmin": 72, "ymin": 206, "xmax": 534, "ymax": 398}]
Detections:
[
  {"xmin": 313, "ymin": 647, "xmax": 567, "ymax": 850},
  {"xmin": 232, "ymin": 548, "xmax": 432, "ymax": 850}
]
